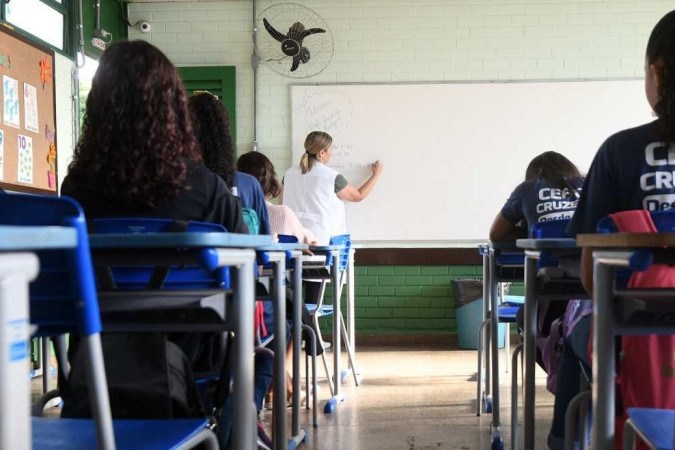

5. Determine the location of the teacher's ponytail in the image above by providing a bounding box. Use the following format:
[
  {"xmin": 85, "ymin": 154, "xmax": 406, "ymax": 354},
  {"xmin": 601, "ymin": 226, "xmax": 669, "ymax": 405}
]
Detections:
[
  {"xmin": 300, "ymin": 152, "xmax": 312, "ymax": 174},
  {"xmin": 301, "ymin": 131, "xmax": 333, "ymax": 174}
]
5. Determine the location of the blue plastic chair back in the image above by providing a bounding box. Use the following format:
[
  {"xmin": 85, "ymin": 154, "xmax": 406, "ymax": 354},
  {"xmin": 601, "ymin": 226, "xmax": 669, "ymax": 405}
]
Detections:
[
  {"xmin": 277, "ymin": 234, "xmax": 299, "ymax": 244},
  {"xmin": 530, "ymin": 218, "xmax": 571, "ymax": 268},
  {"xmin": 93, "ymin": 218, "xmax": 230, "ymax": 289},
  {"xmin": 0, "ymin": 194, "xmax": 101, "ymax": 337},
  {"xmin": 326, "ymin": 234, "xmax": 351, "ymax": 271}
]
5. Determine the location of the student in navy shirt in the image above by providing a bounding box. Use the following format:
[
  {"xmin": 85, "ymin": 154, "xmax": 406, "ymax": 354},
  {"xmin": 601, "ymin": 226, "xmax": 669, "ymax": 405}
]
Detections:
[
  {"xmin": 550, "ymin": 10, "xmax": 675, "ymax": 449},
  {"xmin": 490, "ymin": 150, "xmax": 584, "ymax": 241}
]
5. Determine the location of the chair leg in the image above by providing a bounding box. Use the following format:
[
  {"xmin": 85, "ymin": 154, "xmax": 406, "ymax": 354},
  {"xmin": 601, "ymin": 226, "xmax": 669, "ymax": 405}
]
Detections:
[
  {"xmin": 41, "ymin": 337, "xmax": 50, "ymax": 394},
  {"xmin": 622, "ymin": 418, "xmax": 635, "ymax": 450},
  {"xmin": 477, "ymin": 318, "xmax": 486, "ymax": 416},
  {"xmin": 313, "ymin": 312, "xmax": 335, "ymax": 396},
  {"xmin": 339, "ymin": 311, "xmax": 359, "ymax": 386},
  {"xmin": 564, "ymin": 389, "xmax": 591, "ymax": 450},
  {"xmin": 504, "ymin": 324, "xmax": 510, "ymax": 374},
  {"xmin": 511, "ymin": 342, "xmax": 523, "ymax": 450},
  {"xmin": 301, "ymin": 324, "xmax": 318, "ymax": 427}
]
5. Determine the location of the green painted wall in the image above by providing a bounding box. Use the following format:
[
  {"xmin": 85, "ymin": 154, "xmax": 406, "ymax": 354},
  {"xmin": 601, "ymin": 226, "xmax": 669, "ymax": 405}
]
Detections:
[{"xmin": 318, "ymin": 264, "xmax": 524, "ymax": 335}]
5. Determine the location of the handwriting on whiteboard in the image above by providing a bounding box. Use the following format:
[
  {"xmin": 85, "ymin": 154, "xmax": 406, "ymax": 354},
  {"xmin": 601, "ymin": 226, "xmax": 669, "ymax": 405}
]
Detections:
[{"xmin": 294, "ymin": 90, "xmax": 353, "ymax": 134}]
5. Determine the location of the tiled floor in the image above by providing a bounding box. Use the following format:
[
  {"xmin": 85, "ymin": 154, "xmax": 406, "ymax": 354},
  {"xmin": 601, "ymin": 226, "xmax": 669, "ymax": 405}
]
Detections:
[
  {"xmin": 33, "ymin": 343, "xmax": 554, "ymax": 449},
  {"xmin": 262, "ymin": 343, "xmax": 554, "ymax": 450}
]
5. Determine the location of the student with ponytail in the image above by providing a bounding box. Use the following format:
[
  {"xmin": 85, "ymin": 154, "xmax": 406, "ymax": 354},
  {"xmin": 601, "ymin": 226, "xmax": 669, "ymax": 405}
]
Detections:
[{"xmin": 549, "ymin": 10, "xmax": 675, "ymax": 449}]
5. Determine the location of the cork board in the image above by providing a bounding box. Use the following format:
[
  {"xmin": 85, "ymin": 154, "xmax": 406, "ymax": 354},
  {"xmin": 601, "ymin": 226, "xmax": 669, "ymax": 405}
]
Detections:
[{"xmin": 0, "ymin": 24, "xmax": 57, "ymax": 194}]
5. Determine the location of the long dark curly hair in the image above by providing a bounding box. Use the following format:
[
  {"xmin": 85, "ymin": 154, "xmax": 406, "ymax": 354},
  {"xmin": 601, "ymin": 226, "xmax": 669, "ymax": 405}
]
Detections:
[
  {"xmin": 237, "ymin": 151, "xmax": 281, "ymax": 198},
  {"xmin": 647, "ymin": 10, "xmax": 675, "ymax": 143},
  {"xmin": 67, "ymin": 40, "xmax": 200, "ymax": 211},
  {"xmin": 525, "ymin": 151, "xmax": 582, "ymax": 190},
  {"xmin": 188, "ymin": 93, "xmax": 235, "ymax": 188}
]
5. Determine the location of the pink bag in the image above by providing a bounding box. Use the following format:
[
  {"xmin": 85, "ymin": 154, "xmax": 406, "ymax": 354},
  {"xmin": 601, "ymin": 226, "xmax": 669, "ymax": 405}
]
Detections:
[{"xmin": 608, "ymin": 210, "xmax": 675, "ymax": 450}]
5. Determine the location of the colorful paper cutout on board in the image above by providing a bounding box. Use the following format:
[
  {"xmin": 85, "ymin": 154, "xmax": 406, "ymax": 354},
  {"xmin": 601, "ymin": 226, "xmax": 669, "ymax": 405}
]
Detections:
[
  {"xmin": 0, "ymin": 52, "xmax": 10, "ymax": 69},
  {"xmin": 0, "ymin": 130, "xmax": 4, "ymax": 181},
  {"xmin": 45, "ymin": 124, "xmax": 56, "ymax": 188},
  {"xmin": 24, "ymin": 83, "xmax": 38, "ymax": 133},
  {"xmin": 39, "ymin": 57, "xmax": 52, "ymax": 89},
  {"xmin": 17, "ymin": 134, "xmax": 33, "ymax": 184},
  {"xmin": 3, "ymin": 76, "xmax": 20, "ymax": 128}
]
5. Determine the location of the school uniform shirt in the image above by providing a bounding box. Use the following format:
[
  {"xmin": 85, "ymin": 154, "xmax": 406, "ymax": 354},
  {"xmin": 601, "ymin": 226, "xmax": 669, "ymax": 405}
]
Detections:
[
  {"xmin": 61, "ymin": 159, "xmax": 247, "ymax": 234},
  {"xmin": 267, "ymin": 201, "xmax": 318, "ymax": 244},
  {"xmin": 500, "ymin": 177, "xmax": 584, "ymax": 229},
  {"xmin": 568, "ymin": 120, "xmax": 673, "ymax": 235},
  {"xmin": 283, "ymin": 162, "xmax": 348, "ymax": 245},
  {"xmin": 234, "ymin": 171, "xmax": 271, "ymax": 235}
]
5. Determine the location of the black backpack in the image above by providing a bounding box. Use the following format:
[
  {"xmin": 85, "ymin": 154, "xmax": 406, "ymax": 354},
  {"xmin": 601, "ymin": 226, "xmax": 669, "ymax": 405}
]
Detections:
[{"xmin": 61, "ymin": 332, "xmax": 205, "ymax": 419}]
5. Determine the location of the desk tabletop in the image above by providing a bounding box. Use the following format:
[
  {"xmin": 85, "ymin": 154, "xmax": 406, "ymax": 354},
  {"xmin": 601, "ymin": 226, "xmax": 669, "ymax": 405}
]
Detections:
[
  {"xmin": 576, "ymin": 233, "xmax": 675, "ymax": 248},
  {"xmin": 89, "ymin": 232, "xmax": 273, "ymax": 249},
  {"xmin": 517, "ymin": 238, "xmax": 578, "ymax": 250},
  {"xmin": 0, "ymin": 225, "xmax": 78, "ymax": 250}
]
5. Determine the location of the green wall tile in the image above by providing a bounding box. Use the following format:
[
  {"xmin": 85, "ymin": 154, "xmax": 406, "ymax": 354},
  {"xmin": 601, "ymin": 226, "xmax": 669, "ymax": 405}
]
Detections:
[
  {"xmin": 378, "ymin": 276, "xmax": 406, "ymax": 286},
  {"xmin": 367, "ymin": 266, "xmax": 394, "ymax": 276},
  {"xmin": 420, "ymin": 266, "xmax": 449, "ymax": 276},
  {"xmin": 404, "ymin": 276, "xmax": 434, "ymax": 286},
  {"xmin": 393, "ymin": 266, "xmax": 421, "ymax": 275}
]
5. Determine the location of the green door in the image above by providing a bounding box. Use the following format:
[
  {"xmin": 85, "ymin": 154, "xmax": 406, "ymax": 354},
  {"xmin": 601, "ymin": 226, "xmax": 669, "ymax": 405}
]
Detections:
[{"xmin": 178, "ymin": 66, "xmax": 237, "ymax": 146}]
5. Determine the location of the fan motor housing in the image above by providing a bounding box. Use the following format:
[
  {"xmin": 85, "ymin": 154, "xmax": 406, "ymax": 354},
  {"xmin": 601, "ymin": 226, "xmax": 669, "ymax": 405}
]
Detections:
[{"xmin": 281, "ymin": 39, "xmax": 301, "ymax": 57}]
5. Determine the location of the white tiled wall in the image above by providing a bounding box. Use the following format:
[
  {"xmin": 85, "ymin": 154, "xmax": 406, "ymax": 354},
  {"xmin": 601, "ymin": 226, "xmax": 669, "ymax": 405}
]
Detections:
[{"xmin": 127, "ymin": 0, "xmax": 674, "ymax": 171}]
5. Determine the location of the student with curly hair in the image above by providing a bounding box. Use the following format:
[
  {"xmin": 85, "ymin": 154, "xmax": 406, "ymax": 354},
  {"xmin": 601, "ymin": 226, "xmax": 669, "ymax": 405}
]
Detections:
[
  {"xmin": 62, "ymin": 40, "xmax": 245, "ymax": 234},
  {"xmin": 188, "ymin": 92, "xmax": 270, "ymax": 235}
]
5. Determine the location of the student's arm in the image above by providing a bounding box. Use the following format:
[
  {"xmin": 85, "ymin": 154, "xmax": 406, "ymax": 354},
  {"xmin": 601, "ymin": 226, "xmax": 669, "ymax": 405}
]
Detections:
[
  {"xmin": 337, "ymin": 161, "xmax": 383, "ymax": 202},
  {"xmin": 489, "ymin": 213, "xmax": 526, "ymax": 241}
]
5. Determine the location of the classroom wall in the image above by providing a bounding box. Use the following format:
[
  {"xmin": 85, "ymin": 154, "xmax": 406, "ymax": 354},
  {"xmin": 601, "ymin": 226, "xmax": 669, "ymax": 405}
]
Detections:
[
  {"xmin": 55, "ymin": 54, "xmax": 75, "ymax": 191},
  {"xmin": 127, "ymin": 0, "xmax": 673, "ymax": 169},
  {"xmin": 126, "ymin": 0, "xmax": 670, "ymax": 335}
]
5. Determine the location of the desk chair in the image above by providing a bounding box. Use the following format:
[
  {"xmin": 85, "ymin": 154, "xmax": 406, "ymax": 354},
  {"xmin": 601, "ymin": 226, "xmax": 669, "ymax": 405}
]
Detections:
[
  {"xmin": 0, "ymin": 194, "xmax": 218, "ymax": 450},
  {"xmin": 623, "ymin": 408, "xmax": 675, "ymax": 450},
  {"xmin": 303, "ymin": 235, "xmax": 359, "ymax": 403}
]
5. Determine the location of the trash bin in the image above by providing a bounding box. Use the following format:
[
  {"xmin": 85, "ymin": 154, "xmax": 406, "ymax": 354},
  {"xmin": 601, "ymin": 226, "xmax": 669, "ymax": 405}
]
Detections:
[{"xmin": 452, "ymin": 278, "xmax": 505, "ymax": 350}]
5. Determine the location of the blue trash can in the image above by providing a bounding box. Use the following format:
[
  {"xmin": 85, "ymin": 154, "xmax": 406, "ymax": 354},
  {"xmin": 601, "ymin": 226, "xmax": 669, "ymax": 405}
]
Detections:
[{"xmin": 452, "ymin": 279, "xmax": 506, "ymax": 350}]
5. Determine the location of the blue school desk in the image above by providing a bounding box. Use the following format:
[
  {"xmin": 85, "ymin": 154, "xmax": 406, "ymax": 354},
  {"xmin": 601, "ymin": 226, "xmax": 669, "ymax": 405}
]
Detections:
[
  {"xmin": 477, "ymin": 241, "xmax": 525, "ymax": 450},
  {"xmin": 258, "ymin": 242, "xmax": 309, "ymax": 449},
  {"xmin": 89, "ymin": 231, "xmax": 271, "ymax": 450},
  {"xmin": 516, "ymin": 237, "xmax": 583, "ymax": 450},
  {"xmin": 576, "ymin": 232, "xmax": 675, "ymax": 450},
  {"xmin": 0, "ymin": 225, "xmax": 78, "ymax": 450}
]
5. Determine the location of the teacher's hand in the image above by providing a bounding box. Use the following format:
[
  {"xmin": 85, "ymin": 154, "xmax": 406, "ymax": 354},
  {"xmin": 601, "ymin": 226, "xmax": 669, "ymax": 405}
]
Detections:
[{"xmin": 371, "ymin": 160, "xmax": 384, "ymax": 176}]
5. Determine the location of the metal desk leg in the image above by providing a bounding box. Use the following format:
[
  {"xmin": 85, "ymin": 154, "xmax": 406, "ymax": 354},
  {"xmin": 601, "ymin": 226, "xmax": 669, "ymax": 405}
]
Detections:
[
  {"xmin": 290, "ymin": 251, "xmax": 307, "ymax": 447},
  {"xmin": 269, "ymin": 253, "xmax": 287, "ymax": 450},
  {"xmin": 224, "ymin": 249, "xmax": 257, "ymax": 450},
  {"xmin": 346, "ymin": 248, "xmax": 356, "ymax": 372},
  {"xmin": 489, "ymin": 250, "xmax": 503, "ymax": 448},
  {"xmin": 478, "ymin": 251, "xmax": 489, "ymax": 416},
  {"xmin": 523, "ymin": 253, "xmax": 538, "ymax": 450},
  {"xmin": 0, "ymin": 253, "xmax": 39, "ymax": 450},
  {"xmin": 592, "ymin": 257, "xmax": 617, "ymax": 450}
]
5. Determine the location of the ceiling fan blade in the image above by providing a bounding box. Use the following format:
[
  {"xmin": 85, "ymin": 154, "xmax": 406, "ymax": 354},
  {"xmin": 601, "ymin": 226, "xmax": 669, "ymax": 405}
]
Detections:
[
  {"xmin": 290, "ymin": 55, "xmax": 301, "ymax": 72},
  {"xmin": 263, "ymin": 18, "xmax": 286, "ymax": 43}
]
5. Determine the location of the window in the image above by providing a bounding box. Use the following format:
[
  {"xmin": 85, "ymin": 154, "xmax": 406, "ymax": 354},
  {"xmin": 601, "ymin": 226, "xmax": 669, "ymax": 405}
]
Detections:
[{"xmin": 6, "ymin": 0, "xmax": 65, "ymax": 50}]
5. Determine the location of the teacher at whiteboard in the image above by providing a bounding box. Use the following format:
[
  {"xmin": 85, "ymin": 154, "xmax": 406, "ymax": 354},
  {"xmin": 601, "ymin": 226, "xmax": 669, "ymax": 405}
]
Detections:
[{"xmin": 282, "ymin": 130, "xmax": 384, "ymax": 245}]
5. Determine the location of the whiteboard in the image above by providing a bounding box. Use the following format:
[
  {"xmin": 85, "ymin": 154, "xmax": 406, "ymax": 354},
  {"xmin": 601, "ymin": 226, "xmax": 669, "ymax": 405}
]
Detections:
[{"xmin": 291, "ymin": 81, "xmax": 653, "ymax": 243}]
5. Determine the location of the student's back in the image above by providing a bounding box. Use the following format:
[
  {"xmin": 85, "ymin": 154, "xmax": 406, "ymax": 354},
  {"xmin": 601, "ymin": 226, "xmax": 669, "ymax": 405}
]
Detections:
[{"xmin": 62, "ymin": 41, "xmax": 244, "ymax": 234}]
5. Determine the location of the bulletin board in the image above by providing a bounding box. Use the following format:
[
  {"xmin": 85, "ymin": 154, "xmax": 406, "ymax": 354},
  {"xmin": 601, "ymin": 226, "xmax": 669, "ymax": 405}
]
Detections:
[{"xmin": 0, "ymin": 24, "xmax": 57, "ymax": 195}]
